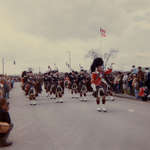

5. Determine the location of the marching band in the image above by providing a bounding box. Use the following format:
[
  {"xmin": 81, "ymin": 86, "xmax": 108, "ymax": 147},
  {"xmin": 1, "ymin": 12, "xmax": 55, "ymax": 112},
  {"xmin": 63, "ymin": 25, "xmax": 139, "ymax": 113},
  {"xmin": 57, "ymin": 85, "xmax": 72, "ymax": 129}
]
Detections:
[{"xmin": 21, "ymin": 57, "xmax": 114, "ymax": 112}]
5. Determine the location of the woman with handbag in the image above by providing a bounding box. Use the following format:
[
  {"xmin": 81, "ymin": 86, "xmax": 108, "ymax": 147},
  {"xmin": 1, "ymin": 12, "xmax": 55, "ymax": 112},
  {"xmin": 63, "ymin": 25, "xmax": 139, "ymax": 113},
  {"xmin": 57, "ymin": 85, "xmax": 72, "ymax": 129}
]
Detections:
[{"xmin": 0, "ymin": 98, "xmax": 13, "ymax": 147}]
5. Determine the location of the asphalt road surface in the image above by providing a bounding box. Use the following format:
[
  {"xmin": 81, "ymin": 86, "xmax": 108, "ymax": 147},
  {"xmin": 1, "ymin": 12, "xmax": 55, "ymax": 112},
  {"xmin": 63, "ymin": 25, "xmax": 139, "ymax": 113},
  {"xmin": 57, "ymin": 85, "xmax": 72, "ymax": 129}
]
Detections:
[{"xmin": 5, "ymin": 83, "xmax": 150, "ymax": 150}]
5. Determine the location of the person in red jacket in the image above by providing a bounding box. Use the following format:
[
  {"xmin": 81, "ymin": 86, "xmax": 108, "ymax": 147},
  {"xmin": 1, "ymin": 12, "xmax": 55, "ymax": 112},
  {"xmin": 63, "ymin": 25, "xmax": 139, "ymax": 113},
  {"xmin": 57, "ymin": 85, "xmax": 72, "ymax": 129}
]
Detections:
[{"xmin": 91, "ymin": 57, "xmax": 112, "ymax": 112}]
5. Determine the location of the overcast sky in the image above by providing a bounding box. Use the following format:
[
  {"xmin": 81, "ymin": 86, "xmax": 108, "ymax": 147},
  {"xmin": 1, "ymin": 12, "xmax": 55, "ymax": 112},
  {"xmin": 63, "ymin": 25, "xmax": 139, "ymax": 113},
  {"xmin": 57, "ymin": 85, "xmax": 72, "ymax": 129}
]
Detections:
[{"xmin": 0, "ymin": 0, "xmax": 150, "ymax": 75}]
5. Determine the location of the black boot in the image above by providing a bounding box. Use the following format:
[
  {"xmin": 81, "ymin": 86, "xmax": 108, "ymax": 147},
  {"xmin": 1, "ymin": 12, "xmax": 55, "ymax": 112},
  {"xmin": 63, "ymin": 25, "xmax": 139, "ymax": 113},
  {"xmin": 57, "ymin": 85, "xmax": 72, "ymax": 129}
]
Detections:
[{"xmin": 0, "ymin": 139, "xmax": 13, "ymax": 147}]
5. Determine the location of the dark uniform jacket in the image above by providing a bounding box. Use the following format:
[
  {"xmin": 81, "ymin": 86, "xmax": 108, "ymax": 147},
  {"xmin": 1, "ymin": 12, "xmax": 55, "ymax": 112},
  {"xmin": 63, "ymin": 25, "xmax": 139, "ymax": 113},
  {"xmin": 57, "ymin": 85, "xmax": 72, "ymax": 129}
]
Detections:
[
  {"xmin": 0, "ymin": 108, "xmax": 11, "ymax": 124},
  {"xmin": 0, "ymin": 108, "xmax": 11, "ymax": 137}
]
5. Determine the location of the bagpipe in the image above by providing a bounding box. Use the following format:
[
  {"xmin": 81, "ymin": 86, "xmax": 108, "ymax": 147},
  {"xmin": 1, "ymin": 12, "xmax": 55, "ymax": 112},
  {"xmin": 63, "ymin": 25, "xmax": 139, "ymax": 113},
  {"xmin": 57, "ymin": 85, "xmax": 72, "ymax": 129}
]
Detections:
[
  {"xmin": 29, "ymin": 87, "xmax": 36, "ymax": 100},
  {"xmin": 80, "ymin": 84, "xmax": 87, "ymax": 97},
  {"xmin": 97, "ymin": 63, "xmax": 114, "ymax": 92},
  {"xmin": 64, "ymin": 80, "xmax": 70, "ymax": 89},
  {"xmin": 56, "ymin": 85, "xmax": 63, "ymax": 98},
  {"xmin": 93, "ymin": 71, "xmax": 114, "ymax": 97},
  {"xmin": 49, "ymin": 83, "xmax": 57, "ymax": 95},
  {"xmin": 71, "ymin": 82, "xmax": 78, "ymax": 94}
]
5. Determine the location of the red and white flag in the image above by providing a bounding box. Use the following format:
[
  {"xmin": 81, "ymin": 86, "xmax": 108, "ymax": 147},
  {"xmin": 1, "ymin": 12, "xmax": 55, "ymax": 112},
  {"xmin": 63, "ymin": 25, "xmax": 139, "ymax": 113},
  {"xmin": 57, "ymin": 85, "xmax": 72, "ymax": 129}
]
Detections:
[{"xmin": 100, "ymin": 28, "xmax": 106, "ymax": 37}]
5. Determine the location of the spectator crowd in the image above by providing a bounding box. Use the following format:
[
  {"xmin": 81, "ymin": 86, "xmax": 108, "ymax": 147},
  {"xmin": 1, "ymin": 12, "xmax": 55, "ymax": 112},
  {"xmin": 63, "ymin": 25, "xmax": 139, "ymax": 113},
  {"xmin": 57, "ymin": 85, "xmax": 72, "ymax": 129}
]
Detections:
[
  {"xmin": 0, "ymin": 75, "xmax": 15, "ymax": 147},
  {"xmin": 0, "ymin": 76, "xmax": 15, "ymax": 100},
  {"xmin": 113, "ymin": 66, "xmax": 150, "ymax": 101}
]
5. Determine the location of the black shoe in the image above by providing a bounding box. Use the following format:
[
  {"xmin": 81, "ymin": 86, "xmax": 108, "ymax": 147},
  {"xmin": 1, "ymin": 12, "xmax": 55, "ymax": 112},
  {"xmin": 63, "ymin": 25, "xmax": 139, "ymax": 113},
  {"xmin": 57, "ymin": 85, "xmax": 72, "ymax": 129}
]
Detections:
[{"xmin": 0, "ymin": 141, "xmax": 13, "ymax": 147}]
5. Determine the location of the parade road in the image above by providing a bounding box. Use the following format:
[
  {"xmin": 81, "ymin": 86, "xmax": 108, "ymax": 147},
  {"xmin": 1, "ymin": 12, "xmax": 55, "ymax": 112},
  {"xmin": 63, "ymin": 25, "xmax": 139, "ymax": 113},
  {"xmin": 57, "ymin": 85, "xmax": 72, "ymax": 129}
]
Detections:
[{"xmin": 6, "ymin": 83, "xmax": 150, "ymax": 150}]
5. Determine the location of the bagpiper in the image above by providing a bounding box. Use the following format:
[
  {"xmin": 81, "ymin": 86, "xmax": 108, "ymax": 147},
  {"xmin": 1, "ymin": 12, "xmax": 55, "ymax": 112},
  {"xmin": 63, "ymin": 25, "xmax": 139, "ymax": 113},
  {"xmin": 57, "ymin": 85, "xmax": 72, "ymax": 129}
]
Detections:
[
  {"xmin": 91, "ymin": 57, "xmax": 112, "ymax": 112},
  {"xmin": 79, "ymin": 79, "xmax": 88, "ymax": 102},
  {"xmin": 56, "ymin": 80, "xmax": 64, "ymax": 103}
]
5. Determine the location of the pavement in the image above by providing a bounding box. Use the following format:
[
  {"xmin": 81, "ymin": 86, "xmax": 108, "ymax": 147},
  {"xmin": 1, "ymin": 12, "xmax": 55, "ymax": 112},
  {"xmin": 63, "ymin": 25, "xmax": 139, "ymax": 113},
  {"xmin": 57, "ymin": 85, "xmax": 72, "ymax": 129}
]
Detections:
[
  {"xmin": 114, "ymin": 93, "xmax": 150, "ymax": 103},
  {"xmin": 114, "ymin": 93, "xmax": 137, "ymax": 100},
  {"xmin": 4, "ymin": 83, "xmax": 150, "ymax": 150}
]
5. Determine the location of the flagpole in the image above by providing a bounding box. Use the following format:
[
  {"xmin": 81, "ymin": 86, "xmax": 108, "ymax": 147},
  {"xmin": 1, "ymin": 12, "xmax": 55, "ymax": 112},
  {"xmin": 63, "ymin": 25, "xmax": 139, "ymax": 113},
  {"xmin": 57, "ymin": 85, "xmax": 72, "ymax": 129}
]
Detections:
[
  {"xmin": 100, "ymin": 34, "xmax": 103, "ymax": 53},
  {"xmin": 99, "ymin": 27, "xmax": 102, "ymax": 55},
  {"xmin": 99, "ymin": 27, "xmax": 105, "ymax": 52},
  {"xmin": 99, "ymin": 27, "xmax": 106, "ymax": 68}
]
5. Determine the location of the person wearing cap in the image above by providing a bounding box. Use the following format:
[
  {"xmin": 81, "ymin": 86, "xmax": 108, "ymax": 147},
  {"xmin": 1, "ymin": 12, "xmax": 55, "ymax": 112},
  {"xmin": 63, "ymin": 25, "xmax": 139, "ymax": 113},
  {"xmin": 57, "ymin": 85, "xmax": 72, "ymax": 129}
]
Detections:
[{"xmin": 0, "ymin": 98, "xmax": 13, "ymax": 147}]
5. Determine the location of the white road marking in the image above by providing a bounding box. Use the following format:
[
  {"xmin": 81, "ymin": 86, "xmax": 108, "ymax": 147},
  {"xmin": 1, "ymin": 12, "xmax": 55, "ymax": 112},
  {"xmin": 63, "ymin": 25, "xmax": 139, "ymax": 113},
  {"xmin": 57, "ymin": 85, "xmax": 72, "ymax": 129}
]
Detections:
[{"xmin": 128, "ymin": 109, "xmax": 135, "ymax": 112}]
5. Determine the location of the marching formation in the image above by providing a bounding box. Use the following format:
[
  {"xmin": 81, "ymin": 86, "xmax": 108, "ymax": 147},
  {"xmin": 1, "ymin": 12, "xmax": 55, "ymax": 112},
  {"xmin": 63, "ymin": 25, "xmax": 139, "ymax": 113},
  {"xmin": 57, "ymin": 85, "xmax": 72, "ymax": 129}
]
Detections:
[{"xmin": 21, "ymin": 57, "xmax": 114, "ymax": 112}]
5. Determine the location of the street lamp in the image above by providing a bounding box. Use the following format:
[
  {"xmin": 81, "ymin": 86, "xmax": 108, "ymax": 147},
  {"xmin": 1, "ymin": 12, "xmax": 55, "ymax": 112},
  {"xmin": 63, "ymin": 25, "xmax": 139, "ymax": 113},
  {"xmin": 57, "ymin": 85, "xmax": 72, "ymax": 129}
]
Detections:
[{"xmin": 1, "ymin": 57, "xmax": 16, "ymax": 75}]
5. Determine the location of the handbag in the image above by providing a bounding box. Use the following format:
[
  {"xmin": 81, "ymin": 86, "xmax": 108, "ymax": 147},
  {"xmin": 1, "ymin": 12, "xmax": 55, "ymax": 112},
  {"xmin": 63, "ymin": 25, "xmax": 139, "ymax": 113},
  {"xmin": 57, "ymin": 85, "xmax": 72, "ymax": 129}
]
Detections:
[{"xmin": 0, "ymin": 122, "xmax": 10, "ymax": 133}]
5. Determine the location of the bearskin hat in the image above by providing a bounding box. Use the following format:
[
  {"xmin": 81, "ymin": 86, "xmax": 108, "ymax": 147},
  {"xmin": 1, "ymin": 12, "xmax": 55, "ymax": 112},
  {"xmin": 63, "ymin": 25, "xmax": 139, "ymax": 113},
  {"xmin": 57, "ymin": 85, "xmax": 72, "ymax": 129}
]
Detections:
[{"xmin": 90, "ymin": 57, "xmax": 104, "ymax": 72}]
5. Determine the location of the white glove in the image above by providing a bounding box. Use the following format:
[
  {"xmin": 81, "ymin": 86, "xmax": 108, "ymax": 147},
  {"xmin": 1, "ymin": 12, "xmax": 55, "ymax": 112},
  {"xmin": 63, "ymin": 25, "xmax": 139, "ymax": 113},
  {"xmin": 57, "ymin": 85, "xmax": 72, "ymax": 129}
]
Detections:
[
  {"xmin": 91, "ymin": 84, "xmax": 96, "ymax": 91},
  {"xmin": 101, "ymin": 78, "xmax": 107, "ymax": 84}
]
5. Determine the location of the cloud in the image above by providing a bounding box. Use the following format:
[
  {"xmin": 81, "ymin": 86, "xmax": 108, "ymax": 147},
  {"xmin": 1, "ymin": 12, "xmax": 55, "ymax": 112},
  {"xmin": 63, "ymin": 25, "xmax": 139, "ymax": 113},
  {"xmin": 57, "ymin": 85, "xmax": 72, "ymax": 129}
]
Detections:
[{"xmin": 0, "ymin": 0, "xmax": 150, "ymax": 74}]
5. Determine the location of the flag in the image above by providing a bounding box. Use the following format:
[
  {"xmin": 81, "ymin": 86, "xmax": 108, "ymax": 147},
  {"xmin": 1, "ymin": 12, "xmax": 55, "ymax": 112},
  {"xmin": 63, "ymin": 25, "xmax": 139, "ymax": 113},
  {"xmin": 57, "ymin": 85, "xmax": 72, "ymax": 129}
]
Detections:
[{"xmin": 100, "ymin": 28, "xmax": 106, "ymax": 37}]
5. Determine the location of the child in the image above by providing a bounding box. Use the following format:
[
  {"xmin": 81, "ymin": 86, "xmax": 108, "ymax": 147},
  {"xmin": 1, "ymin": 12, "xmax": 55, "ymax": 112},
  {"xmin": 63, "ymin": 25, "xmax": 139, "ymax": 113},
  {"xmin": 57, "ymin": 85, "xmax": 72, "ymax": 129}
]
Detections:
[{"xmin": 139, "ymin": 86, "xmax": 149, "ymax": 101}]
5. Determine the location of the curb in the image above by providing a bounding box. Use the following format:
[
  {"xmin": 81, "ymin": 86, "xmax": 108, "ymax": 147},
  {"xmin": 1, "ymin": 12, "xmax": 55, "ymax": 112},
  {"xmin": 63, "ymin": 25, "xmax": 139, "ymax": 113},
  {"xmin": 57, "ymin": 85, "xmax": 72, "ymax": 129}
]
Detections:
[
  {"xmin": 114, "ymin": 94, "xmax": 150, "ymax": 103},
  {"xmin": 114, "ymin": 94, "xmax": 137, "ymax": 100}
]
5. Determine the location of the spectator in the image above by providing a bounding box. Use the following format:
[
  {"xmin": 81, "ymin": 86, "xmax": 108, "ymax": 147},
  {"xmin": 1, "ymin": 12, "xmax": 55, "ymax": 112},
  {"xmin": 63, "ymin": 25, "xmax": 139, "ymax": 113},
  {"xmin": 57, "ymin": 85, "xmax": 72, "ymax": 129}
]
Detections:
[
  {"xmin": 122, "ymin": 73, "xmax": 128, "ymax": 94},
  {"xmin": 131, "ymin": 65, "xmax": 137, "ymax": 74},
  {"xmin": 146, "ymin": 72, "xmax": 150, "ymax": 91},
  {"xmin": 3, "ymin": 80, "xmax": 10, "ymax": 99},
  {"xmin": 137, "ymin": 66, "xmax": 145, "ymax": 88},
  {"xmin": 0, "ymin": 82, "xmax": 4, "ymax": 99},
  {"xmin": 128, "ymin": 74, "xmax": 134, "ymax": 95},
  {"xmin": 10, "ymin": 78, "xmax": 15, "ymax": 88},
  {"xmin": 132, "ymin": 74, "xmax": 139, "ymax": 99},
  {"xmin": 0, "ymin": 98, "xmax": 13, "ymax": 147},
  {"xmin": 139, "ymin": 86, "xmax": 149, "ymax": 101},
  {"xmin": 114, "ymin": 74, "xmax": 121, "ymax": 93}
]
